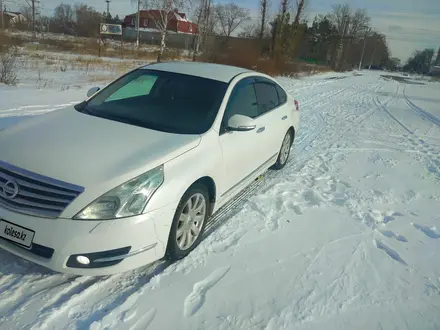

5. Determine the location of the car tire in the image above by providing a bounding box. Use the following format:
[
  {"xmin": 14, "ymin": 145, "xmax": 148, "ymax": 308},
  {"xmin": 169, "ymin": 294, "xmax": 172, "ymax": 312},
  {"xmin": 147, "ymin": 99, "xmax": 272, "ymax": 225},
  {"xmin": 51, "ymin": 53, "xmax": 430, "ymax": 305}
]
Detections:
[
  {"xmin": 165, "ymin": 183, "xmax": 210, "ymax": 261},
  {"xmin": 271, "ymin": 129, "xmax": 294, "ymax": 170}
]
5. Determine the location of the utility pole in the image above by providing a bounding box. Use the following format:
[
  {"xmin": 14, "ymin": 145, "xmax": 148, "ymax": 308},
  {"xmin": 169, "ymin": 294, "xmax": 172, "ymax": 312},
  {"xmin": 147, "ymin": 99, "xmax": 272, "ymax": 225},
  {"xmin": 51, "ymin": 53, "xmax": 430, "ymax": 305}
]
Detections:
[
  {"xmin": 337, "ymin": 14, "xmax": 349, "ymax": 71},
  {"xmin": 31, "ymin": 0, "xmax": 36, "ymax": 39},
  {"xmin": 369, "ymin": 45, "xmax": 376, "ymax": 70},
  {"xmin": 359, "ymin": 28, "xmax": 371, "ymax": 71},
  {"xmin": 136, "ymin": 0, "xmax": 141, "ymax": 48},
  {"xmin": 105, "ymin": 0, "xmax": 110, "ymax": 17},
  {"xmin": 0, "ymin": 0, "xmax": 4, "ymax": 30}
]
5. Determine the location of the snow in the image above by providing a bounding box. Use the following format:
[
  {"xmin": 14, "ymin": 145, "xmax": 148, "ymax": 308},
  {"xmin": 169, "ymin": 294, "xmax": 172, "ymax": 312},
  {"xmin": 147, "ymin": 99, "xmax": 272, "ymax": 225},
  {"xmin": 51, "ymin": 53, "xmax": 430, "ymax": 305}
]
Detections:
[{"xmin": 1, "ymin": 69, "xmax": 440, "ymax": 329}]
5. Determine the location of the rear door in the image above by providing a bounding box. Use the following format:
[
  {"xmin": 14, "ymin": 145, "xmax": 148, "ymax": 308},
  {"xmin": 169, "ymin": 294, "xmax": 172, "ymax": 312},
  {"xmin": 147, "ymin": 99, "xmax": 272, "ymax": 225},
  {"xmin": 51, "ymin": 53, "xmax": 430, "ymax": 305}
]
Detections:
[{"xmin": 253, "ymin": 77, "xmax": 290, "ymax": 163}]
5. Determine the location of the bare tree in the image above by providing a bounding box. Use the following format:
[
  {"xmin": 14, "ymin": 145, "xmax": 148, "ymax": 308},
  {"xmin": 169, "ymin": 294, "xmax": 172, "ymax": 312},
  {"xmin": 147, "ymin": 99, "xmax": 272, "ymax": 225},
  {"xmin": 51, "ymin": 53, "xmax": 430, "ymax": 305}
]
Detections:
[
  {"xmin": 214, "ymin": 3, "xmax": 250, "ymax": 38},
  {"xmin": 259, "ymin": 0, "xmax": 269, "ymax": 41},
  {"xmin": 348, "ymin": 8, "xmax": 370, "ymax": 39},
  {"xmin": 21, "ymin": 0, "xmax": 36, "ymax": 37},
  {"xmin": 19, "ymin": 5, "xmax": 33, "ymax": 21},
  {"xmin": 51, "ymin": 4, "xmax": 76, "ymax": 35},
  {"xmin": 238, "ymin": 23, "xmax": 259, "ymax": 38},
  {"xmin": 204, "ymin": 0, "xmax": 216, "ymax": 36},
  {"xmin": 191, "ymin": 0, "xmax": 208, "ymax": 60},
  {"xmin": 290, "ymin": 0, "xmax": 305, "ymax": 56},
  {"xmin": 74, "ymin": 3, "xmax": 102, "ymax": 37},
  {"xmin": 272, "ymin": 0, "xmax": 290, "ymax": 58},
  {"xmin": 329, "ymin": 3, "xmax": 351, "ymax": 35},
  {"xmin": 142, "ymin": 0, "xmax": 191, "ymax": 62},
  {"xmin": 329, "ymin": 3, "xmax": 371, "ymax": 70},
  {"xmin": 280, "ymin": 0, "xmax": 288, "ymax": 17},
  {"xmin": 329, "ymin": 4, "xmax": 369, "ymax": 39},
  {"xmin": 293, "ymin": 0, "xmax": 306, "ymax": 26}
]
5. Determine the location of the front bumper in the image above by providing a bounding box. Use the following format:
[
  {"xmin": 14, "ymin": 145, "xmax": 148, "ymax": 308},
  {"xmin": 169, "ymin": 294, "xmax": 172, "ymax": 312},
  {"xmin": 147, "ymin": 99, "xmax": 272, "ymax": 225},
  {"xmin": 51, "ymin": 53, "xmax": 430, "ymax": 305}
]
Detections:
[{"xmin": 0, "ymin": 204, "xmax": 176, "ymax": 276}]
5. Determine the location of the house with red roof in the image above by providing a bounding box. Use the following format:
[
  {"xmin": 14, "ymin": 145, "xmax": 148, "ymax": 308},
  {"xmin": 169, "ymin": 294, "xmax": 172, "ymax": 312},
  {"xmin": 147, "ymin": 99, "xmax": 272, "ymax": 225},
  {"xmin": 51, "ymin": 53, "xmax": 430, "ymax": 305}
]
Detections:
[{"xmin": 123, "ymin": 10, "xmax": 198, "ymax": 34}]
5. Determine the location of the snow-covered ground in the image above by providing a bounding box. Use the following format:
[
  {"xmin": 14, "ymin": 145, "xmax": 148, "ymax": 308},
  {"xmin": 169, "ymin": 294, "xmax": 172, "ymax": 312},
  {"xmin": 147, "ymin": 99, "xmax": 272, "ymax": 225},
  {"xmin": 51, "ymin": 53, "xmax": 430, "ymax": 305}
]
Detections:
[{"xmin": 0, "ymin": 70, "xmax": 439, "ymax": 330}]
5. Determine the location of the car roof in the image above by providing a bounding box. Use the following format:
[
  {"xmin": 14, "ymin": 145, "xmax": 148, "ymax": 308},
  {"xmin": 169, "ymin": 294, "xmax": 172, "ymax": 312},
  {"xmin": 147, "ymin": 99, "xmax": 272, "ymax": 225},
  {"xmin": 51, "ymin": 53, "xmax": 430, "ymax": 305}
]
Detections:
[{"xmin": 141, "ymin": 61, "xmax": 252, "ymax": 83}]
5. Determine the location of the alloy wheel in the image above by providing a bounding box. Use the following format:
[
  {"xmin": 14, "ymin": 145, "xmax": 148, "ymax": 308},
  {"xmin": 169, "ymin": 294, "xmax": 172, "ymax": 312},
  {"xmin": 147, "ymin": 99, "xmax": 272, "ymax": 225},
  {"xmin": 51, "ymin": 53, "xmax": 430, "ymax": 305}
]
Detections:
[
  {"xmin": 176, "ymin": 193, "xmax": 206, "ymax": 251},
  {"xmin": 279, "ymin": 133, "xmax": 291, "ymax": 165}
]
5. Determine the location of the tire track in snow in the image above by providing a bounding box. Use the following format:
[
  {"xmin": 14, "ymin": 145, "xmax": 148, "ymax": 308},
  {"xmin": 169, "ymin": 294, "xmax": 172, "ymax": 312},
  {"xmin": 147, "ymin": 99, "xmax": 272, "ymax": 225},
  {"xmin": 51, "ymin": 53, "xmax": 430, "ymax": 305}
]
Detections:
[
  {"xmin": 0, "ymin": 274, "xmax": 25, "ymax": 295},
  {"xmin": 0, "ymin": 272, "xmax": 68, "ymax": 308},
  {"xmin": 293, "ymin": 84, "xmax": 380, "ymax": 167},
  {"xmin": 30, "ymin": 275, "xmax": 122, "ymax": 329},
  {"xmin": 70, "ymin": 261, "xmax": 170, "ymax": 329},
  {"xmin": 38, "ymin": 277, "xmax": 104, "ymax": 315},
  {"xmin": 0, "ymin": 277, "xmax": 73, "ymax": 322},
  {"xmin": 294, "ymin": 86, "xmax": 368, "ymax": 157},
  {"xmin": 403, "ymin": 85, "xmax": 440, "ymax": 128},
  {"xmin": 373, "ymin": 85, "xmax": 412, "ymax": 134},
  {"xmin": 375, "ymin": 83, "xmax": 440, "ymax": 181}
]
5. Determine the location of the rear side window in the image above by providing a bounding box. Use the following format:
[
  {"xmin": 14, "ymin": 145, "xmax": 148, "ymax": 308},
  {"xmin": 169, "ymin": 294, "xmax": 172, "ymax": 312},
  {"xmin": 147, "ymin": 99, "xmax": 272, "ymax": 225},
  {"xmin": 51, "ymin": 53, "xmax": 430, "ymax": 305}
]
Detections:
[
  {"xmin": 254, "ymin": 82, "xmax": 279, "ymax": 115},
  {"xmin": 276, "ymin": 84, "xmax": 287, "ymax": 104}
]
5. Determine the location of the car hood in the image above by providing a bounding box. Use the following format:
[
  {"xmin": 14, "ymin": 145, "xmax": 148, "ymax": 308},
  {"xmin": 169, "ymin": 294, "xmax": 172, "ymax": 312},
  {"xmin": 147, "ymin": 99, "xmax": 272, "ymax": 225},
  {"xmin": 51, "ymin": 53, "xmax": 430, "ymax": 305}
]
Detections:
[{"xmin": 0, "ymin": 107, "xmax": 201, "ymax": 190}]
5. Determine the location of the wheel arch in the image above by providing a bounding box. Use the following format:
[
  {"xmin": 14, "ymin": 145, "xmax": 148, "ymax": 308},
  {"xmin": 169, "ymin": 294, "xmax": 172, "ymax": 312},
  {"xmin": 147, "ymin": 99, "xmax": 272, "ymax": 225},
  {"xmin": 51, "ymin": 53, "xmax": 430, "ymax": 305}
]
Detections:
[
  {"xmin": 288, "ymin": 126, "xmax": 295, "ymax": 143},
  {"xmin": 188, "ymin": 176, "xmax": 217, "ymax": 216}
]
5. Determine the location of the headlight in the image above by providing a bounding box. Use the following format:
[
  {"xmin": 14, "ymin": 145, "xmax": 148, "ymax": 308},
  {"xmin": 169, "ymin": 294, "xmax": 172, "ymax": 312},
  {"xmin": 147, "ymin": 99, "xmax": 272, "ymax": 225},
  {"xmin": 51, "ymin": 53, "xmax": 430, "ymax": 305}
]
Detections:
[{"xmin": 73, "ymin": 165, "xmax": 164, "ymax": 220}]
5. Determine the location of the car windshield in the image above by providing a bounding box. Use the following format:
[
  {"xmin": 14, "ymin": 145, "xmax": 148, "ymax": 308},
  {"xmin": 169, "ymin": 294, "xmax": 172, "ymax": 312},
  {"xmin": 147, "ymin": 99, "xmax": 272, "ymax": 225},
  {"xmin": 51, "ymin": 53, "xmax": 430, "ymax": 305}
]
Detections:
[{"xmin": 77, "ymin": 69, "xmax": 228, "ymax": 134}]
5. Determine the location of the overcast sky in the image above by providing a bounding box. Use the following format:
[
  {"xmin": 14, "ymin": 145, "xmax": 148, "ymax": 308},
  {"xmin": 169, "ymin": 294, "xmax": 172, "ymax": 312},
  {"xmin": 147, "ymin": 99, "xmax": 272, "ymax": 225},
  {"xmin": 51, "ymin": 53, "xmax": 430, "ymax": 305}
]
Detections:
[{"xmin": 5, "ymin": 0, "xmax": 440, "ymax": 61}]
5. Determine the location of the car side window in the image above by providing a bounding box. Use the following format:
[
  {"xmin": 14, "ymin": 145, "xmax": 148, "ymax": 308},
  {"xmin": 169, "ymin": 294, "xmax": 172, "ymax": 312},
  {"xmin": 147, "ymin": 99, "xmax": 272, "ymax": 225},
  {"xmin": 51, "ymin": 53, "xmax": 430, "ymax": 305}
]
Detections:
[
  {"xmin": 223, "ymin": 78, "xmax": 258, "ymax": 126},
  {"xmin": 276, "ymin": 84, "xmax": 287, "ymax": 104},
  {"xmin": 254, "ymin": 81, "xmax": 280, "ymax": 115}
]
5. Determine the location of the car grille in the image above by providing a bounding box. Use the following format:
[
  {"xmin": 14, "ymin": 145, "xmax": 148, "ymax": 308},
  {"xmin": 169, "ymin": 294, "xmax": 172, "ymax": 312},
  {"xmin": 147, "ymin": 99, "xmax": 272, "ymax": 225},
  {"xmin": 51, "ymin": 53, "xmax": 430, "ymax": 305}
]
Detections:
[{"xmin": 0, "ymin": 160, "xmax": 84, "ymax": 218}]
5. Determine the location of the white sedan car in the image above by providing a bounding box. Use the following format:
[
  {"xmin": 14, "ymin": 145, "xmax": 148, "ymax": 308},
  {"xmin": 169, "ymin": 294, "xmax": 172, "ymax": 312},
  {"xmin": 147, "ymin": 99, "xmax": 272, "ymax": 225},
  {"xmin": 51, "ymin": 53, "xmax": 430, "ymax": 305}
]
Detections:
[{"xmin": 0, "ymin": 62, "xmax": 299, "ymax": 275}]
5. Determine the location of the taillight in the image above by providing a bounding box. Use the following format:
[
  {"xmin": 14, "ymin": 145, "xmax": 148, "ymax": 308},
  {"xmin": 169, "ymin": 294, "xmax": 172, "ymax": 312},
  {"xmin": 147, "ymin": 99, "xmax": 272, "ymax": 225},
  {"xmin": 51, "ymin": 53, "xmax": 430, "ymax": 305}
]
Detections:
[{"xmin": 294, "ymin": 100, "xmax": 299, "ymax": 111}]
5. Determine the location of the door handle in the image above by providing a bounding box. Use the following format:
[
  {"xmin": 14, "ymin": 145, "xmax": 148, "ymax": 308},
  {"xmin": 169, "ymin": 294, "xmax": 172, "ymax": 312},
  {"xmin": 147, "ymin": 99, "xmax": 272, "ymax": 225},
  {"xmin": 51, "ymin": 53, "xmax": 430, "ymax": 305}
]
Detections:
[
  {"xmin": 282, "ymin": 115, "xmax": 288, "ymax": 120},
  {"xmin": 257, "ymin": 127, "xmax": 265, "ymax": 133}
]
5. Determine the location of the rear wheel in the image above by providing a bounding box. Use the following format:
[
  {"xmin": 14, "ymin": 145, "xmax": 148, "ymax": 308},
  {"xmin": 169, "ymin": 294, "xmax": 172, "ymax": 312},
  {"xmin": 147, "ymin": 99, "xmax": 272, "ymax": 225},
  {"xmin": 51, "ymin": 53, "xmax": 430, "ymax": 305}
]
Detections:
[
  {"xmin": 271, "ymin": 130, "xmax": 293, "ymax": 170},
  {"xmin": 166, "ymin": 183, "xmax": 209, "ymax": 260}
]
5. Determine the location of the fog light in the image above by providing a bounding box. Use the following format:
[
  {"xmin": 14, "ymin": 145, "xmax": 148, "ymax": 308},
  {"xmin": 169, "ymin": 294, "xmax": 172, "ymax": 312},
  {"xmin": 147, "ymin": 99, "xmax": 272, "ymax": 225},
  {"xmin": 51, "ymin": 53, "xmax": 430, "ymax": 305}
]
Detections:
[{"xmin": 76, "ymin": 256, "xmax": 90, "ymax": 265}]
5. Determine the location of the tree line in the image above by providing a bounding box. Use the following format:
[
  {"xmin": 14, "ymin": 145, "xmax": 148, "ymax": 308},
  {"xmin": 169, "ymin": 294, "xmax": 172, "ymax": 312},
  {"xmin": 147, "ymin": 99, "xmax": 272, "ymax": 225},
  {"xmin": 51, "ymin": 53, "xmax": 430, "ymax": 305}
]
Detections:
[
  {"xmin": 403, "ymin": 48, "xmax": 439, "ymax": 74},
  {"xmin": 5, "ymin": 0, "xmax": 405, "ymax": 71},
  {"xmin": 235, "ymin": 2, "xmax": 398, "ymax": 71}
]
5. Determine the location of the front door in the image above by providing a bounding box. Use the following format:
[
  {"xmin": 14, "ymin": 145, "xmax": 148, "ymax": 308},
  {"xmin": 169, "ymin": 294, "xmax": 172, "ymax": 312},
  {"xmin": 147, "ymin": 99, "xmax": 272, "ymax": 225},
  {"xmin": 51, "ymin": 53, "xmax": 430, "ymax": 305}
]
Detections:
[{"xmin": 218, "ymin": 77, "xmax": 268, "ymax": 198}]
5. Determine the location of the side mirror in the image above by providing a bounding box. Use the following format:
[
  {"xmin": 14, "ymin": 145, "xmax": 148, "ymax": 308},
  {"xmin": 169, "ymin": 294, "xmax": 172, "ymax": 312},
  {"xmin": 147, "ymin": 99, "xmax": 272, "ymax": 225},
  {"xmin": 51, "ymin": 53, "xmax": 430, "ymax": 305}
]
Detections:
[
  {"xmin": 227, "ymin": 114, "xmax": 256, "ymax": 132},
  {"xmin": 87, "ymin": 87, "xmax": 100, "ymax": 98}
]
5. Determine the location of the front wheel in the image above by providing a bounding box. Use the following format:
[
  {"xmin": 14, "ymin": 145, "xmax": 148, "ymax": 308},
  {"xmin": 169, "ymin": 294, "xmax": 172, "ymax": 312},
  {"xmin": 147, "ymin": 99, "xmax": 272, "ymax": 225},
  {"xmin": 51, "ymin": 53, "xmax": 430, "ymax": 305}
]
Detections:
[
  {"xmin": 271, "ymin": 130, "xmax": 293, "ymax": 170},
  {"xmin": 165, "ymin": 183, "xmax": 209, "ymax": 261}
]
